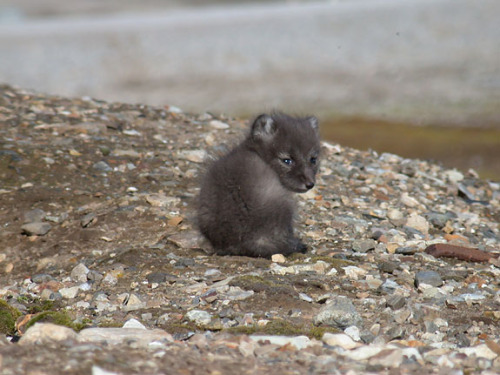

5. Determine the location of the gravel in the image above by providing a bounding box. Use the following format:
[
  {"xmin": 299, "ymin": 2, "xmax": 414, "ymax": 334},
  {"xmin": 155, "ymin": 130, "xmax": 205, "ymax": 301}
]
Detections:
[{"xmin": 0, "ymin": 85, "xmax": 498, "ymax": 374}]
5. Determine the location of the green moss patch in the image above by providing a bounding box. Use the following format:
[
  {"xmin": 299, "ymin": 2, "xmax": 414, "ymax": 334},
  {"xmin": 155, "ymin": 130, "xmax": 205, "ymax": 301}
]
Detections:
[{"xmin": 0, "ymin": 299, "xmax": 22, "ymax": 335}]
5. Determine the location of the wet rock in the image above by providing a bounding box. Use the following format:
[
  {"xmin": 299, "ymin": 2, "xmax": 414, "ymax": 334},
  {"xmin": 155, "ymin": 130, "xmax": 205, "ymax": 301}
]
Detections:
[
  {"xmin": 19, "ymin": 323, "xmax": 78, "ymax": 345},
  {"xmin": 313, "ymin": 295, "xmax": 363, "ymax": 328},
  {"xmin": 21, "ymin": 222, "xmax": 52, "ymax": 236},
  {"xmin": 415, "ymin": 271, "xmax": 443, "ymax": 287}
]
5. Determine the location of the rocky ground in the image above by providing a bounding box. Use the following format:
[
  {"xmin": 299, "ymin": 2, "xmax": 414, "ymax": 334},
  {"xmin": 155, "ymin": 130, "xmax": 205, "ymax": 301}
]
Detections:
[{"xmin": 0, "ymin": 84, "xmax": 499, "ymax": 374}]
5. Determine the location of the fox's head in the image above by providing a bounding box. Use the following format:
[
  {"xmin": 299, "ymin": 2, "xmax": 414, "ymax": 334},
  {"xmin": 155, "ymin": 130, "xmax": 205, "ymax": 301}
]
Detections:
[{"xmin": 248, "ymin": 113, "xmax": 321, "ymax": 193}]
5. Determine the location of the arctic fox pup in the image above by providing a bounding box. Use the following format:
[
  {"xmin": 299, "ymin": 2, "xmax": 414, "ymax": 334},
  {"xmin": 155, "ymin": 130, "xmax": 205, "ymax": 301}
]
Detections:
[{"xmin": 197, "ymin": 113, "xmax": 320, "ymax": 258}]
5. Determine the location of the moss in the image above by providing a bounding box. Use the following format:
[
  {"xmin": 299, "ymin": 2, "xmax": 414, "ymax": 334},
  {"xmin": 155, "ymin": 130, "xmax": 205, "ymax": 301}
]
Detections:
[
  {"xmin": 27, "ymin": 300, "xmax": 55, "ymax": 314},
  {"xmin": 26, "ymin": 311, "xmax": 86, "ymax": 332},
  {"xmin": 0, "ymin": 299, "xmax": 22, "ymax": 335}
]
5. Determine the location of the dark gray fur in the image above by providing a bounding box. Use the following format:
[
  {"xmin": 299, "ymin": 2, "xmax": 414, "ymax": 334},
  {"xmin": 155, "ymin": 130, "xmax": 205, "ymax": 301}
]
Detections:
[{"xmin": 197, "ymin": 113, "xmax": 321, "ymax": 258}]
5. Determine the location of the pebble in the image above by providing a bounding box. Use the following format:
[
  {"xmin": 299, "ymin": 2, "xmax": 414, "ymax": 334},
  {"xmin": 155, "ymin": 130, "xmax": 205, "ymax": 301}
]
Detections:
[
  {"xmin": 21, "ymin": 222, "xmax": 52, "ymax": 236},
  {"xmin": 249, "ymin": 335, "xmax": 316, "ymax": 350},
  {"xmin": 208, "ymin": 120, "xmax": 230, "ymax": 129},
  {"xmin": 79, "ymin": 328, "xmax": 173, "ymax": 347},
  {"xmin": 59, "ymin": 286, "xmax": 80, "ymax": 299},
  {"xmin": 313, "ymin": 295, "xmax": 363, "ymax": 328},
  {"xmin": 71, "ymin": 263, "xmax": 90, "ymax": 283},
  {"xmin": 405, "ymin": 213, "xmax": 430, "ymax": 234},
  {"xmin": 123, "ymin": 319, "xmax": 146, "ymax": 329},
  {"xmin": 400, "ymin": 193, "xmax": 419, "ymax": 207},
  {"xmin": 24, "ymin": 208, "xmax": 46, "ymax": 223},
  {"xmin": 19, "ymin": 323, "xmax": 78, "ymax": 345},
  {"xmin": 386, "ymin": 294, "xmax": 406, "ymax": 310},
  {"xmin": 92, "ymin": 161, "xmax": 112, "ymax": 172},
  {"xmin": 415, "ymin": 271, "xmax": 444, "ymax": 287},
  {"xmin": 351, "ymin": 239, "xmax": 376, "ymax": 253},
  {"xmin": 178, "ymin": 150, "xmax": 206, "ymax": 163},
  {"xmin": 185, "ymin": 310, "xmax": 212, "ymax": 326}
]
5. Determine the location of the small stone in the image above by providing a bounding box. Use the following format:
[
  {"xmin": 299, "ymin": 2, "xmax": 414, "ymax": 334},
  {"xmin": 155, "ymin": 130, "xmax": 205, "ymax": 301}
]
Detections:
[
  {"xmin": 71, "ymin": 263, "xmax": 89, "ymax": 283},
  {"xmin": 299, "ymin": 293, "xmax": 313, "ymax": 303},
  {"xmin": 80, "ymin": 213, "xmax": 97, "ymax": 228},
  {"xmin": 24, "ymin": 209, "xmax": 46, "ymax": 223},
  {"xmin": 123, "ymin": 318, "xmax": 146, "ymax": 329},
  {"xmin": 444, "ymin": 169, "xmax": 464, "ymax": 184},
  {"xmin": 185, "ymin": 310, "xmax": 212, "ymax": 326},
  {"xmin": 31, "ymin": 274, "xmax": 54, "ymax": 283},
  {"xmin": 385, "ymin": 325, "xmax": 405, "ymax": 340},
  {"xmin": 21, "ymin": 222, "xmax": 52, "ymax": 236},
  {"xmin": 204, "ymin": 269, "xmax": 221, "ymax": 277},
  {"xmin": 249, "ymin": 335, "xmax": 314, "ymax": 350},
  {"xmin": 178, "ymin": 150, "xmax": 206, "ymax": 163},
  {"xmin": 386, "ymin": 294, "xmax": 406, "ymax": 310},
  {"xmin": 146, "ymin": 272, "xmax": 168, "ymax": 284},
  {"xmin": 322, "ymin": 333, "xmax": 359, "ymax": 349},
  {"xmin": 352, "ymin": 239, "xmax": 377, "ymax": 253},
  {"xmin": 344, "ymin": 326, "xmax": 361, "ymax": 341},
  {"xmin": 406, "ymin": 213, "xmax": 429, "ymax": 234},
  {"xmin": 387, "ymin": 209, "xmax": 404, "ymax": 221},
  {"xmin": 92, "ymin": 366, "xmax": 120, "ymax": 375},
  {"xmin": 271, "ymin": 254, "xmax": 286, "ymax": 263},
  {"xmin": 19, "ymin": 323, "xmax": 78, "ymax": 345},
  {"xmin": 208, "ymin": 120, "xmax": 230, "ymax": 129},
  {"xmin": 378, "ymin": 261, "xmax": 398, "ymax": 274},
  {"xmin": 415, "ymin": 271, "xmax": 443, "ymax": 287},
  {"xmin": 93, "ymin": 161, "xmax": 112, "ymax": 172},
  {"xmin": 400, "ymin": 193, "xmax": 419, "ymax": 207},
  {"xmin": 59, "ymin": 286, "xmax": 80, "ymax": 299},
  {"xmin": 313, "ymin": 295, "xmax": 363, "ymax": 328},
  {"xmin": 79, "ymin": 327, "xmax": 173, "ymax": 347},
  {"xmin": 168, "ymin": 231, "xmax": 205, "ymax": 249}
]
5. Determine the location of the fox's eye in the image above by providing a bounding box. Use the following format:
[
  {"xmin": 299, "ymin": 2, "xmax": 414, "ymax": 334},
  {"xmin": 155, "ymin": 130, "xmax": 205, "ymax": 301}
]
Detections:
[
  {"xmin": 310, "ymin": 157, "xmax": 317, "ymax": 165},
  {"xmin": 282, "ymin": 158, "xmax": 293, "ymax": 166}
]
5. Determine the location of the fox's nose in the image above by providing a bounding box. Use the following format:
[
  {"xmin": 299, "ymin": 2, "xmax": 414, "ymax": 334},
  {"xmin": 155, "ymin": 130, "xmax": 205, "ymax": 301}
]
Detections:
[{"xmin": 305, "ymin": 181, "xmax": 315, "ymax": 190}]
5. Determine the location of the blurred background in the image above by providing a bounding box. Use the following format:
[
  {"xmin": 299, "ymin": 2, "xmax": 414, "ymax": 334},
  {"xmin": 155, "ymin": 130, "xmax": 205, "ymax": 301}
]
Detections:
[{"xmin": 1, "ymin": 0, "xmax": 499, "ymax": 179}]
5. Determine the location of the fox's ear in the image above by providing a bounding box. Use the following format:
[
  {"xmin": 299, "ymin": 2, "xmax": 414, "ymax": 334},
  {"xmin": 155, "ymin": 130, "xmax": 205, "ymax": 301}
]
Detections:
[
  {"xmin": 306, "ymin": 116, "xmax": 319, "ymax": 132},
  {"xmin": 251, "ymin": 114, "xmax": 276, "ymax": 141}
]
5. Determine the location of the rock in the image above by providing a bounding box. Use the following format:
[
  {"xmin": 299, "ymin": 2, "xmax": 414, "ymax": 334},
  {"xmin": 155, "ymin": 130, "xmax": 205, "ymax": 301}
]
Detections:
[
  {"xmin": 59, "ymin": 286, "xmax": 80, "ymax": 299},
  {"xmin": 352, "ymin": 239, "xmax": 377, "ymax": 253},
  {"xmin": 93, "ymin": 161, "xmax": 112, "ymax": 172},
  {"xmin": 146, "ymin": 272, "xmax": 168, "ymax": 284},
  {"xmin": 21, "ymin": 222, "xmax": 52, "ymax": 236},
  {"xmin": 415, "ymin": 271, "xmax": 443, "ymax": 287},
  {"xmin": 208, "ymin": 120, "xmax": 230, "ymax": 129},
  {"xmin": 444, "ymin": 169, "xmax": 464, "ymax": 184},
  {"xmin": 378, "ymin": 261, "xmax": 399, "ymax": 274},
  {"xmin": 425, "ymin": 243, "xmax": 497, "ymax": 263},
  {"xmin": 322, "ymin": 333, "xmax": 359, "ymax": 349},
  {"xmin": 400, "ymin": 193, "xmax": 419, "ymax": 207},
  {"xmin": 31, "ymin": 274, "xmax": 54, "ymax": 283},
  {"xmin": 271, "ymin": 254, "xmax": 287, "ymax": 263},
  {"xmin": 405, "ymin": 213, "xmax": 429, "ymax": 234},
  {"xmin": 313, "ymin": 295, "xmax": 363, "ymax": 328},
  {"xmin": 123, "ymin": 318, "xmax": 146, "ymax": 329},
  {"xmin": 78, "ymin": 327, "xmax": 173, "ymax": 347},
  {"xmin": 249, "ymin": 335, "xmax": 316, "ymax": 350},
  {"xmin": 80, "ymin": 213, "xmax": 97, "ymax": 227},
  {"xmin": 386, "ymin": 294, "xmax": 406, "ymax": 310},
  {"xmin": 185, "ymin": 310, "xmax": 212, "ymax": 326},
  {"xmin": 92, "ymin": 366, "xmax": 120, "ymax": 375},
  {"xmin": 178, "ymin": 150, "xmax": 206, "ymax": 163},
  {"xmin": 168, "ymin": 231, "xmax": 205, "ymax": 249},
  {"xmin": 24, "ymin": 208, "xmax": 46, "ymax": 223},
  {"xmin": 19, "ymin": 323, "xmax": 78, "ymax": 345},
  {"xmin": 71, "ymin": 263, "xmax": 90, "ymax": 283}
]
